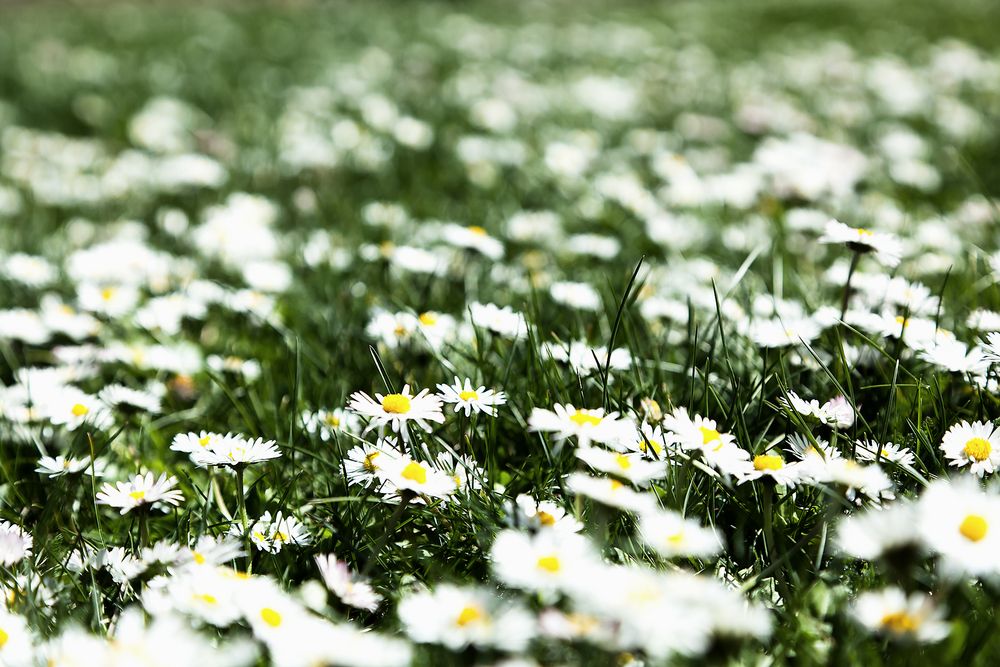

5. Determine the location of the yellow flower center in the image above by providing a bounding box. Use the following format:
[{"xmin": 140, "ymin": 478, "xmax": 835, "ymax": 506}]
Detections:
[
  {"xmin": 260, "ymin": 607, "xmax": 282, "ymax": 627},
  {"xmin": 880, "ymin": 611, "xmax": 918, "ymax": 634},
  {"xmin": 537, "ymin": 510, "xmax": 556, "ymax": 526},
  {"xmin": 400, "ymin": 461, "xmax": 427, "ymax": 484},
  {"xmin": 609, "ymin": 479, "xmax": 624, "ymax": 491},
  {"xmin": 536, "ymin": 555, "xmax": 561, "ymax": 573},
  {"xmin": 638, "ymin": 439, "xmax": 663, "ymax": 454},
  {"xmin": 964, "ymin": 437, "xmax": 992, "ymax": 462},
  {"xmin": 753, "ymin": 455, "xmax": 784, "ymax": 471},
  {"xmin": 192, "ymin": 552, "xmax": 206, "ymax": 564},
  {"xmin": 456, "ymin": 605, "xmax": 485, "ymax": 626},
  {"xmin": 129, "ymin": 490, "xmax": 146, "ymax": 501},
  {"xmin": 615, "ymin": 453, "xmax": 632, "ymax": 470},
  {"xmin": 363, "ymin": 451, "xmax": 381, "ymax": 472},
  {"xmin": 324, "ymin": 415, "xmax": 341, "ymax": 427},
  {"xmin": 0, "ymin": 627, "xmax": 7, "ymax": 647},
  {"xmin": 458, "ymin": 390, "xmax": 479, "ymax": 401},
  {"xmin": 467, "ymin": 226, "xmax": 488, "ymax": 236},
  {"xmin": 569, "ymin": 410, "xmax": 602, "ymax": 427},
  {"xmin": 857, "ymin": 228, "xmax": 874, "ymax": 237},
  {"xmin": 641, "ymin": 398, "xmax": 662, "ymax": 421},
  {"xmin": 381, "ymin": 394, "xmax": 411, "ymax": 414},
  {"xmin": 666, "ymin": 531, "xmax": 685, "ymax": 546},
  {"xmin": 71, "ymin": 403, "xmax": 89, "ymax": 417},
  {"xmin": 198, "ymin": 435, "xmax": 212, "ymax": 447},
  {"xmin": 193, "ymin": 593, "xmax": 217, "ymax": 605},
  {"xmin": 101, "ymin": 287, "xmax": 116, "ymax": 301},
  {"xmin": 895, "ymin": 315, "xmax": 910, "ymax": 327},
  {"xmin": 960, "ymin": 514, "xmax": 988, "ymax": 542},
  {"xmin": 699, "ymin": 426, "xmax": 721, "ymax": 445},
  {"xmin": 418, "ymin": 312, "xmax": 438, "ymax": 326}
]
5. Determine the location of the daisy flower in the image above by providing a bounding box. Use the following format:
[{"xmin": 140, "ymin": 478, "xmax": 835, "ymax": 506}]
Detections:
[
  {"xmin": 662, "ymin": 407, "xmax": 736, "ymax": 453},
  {"xmin": 183, "ymin": 536, "xmax": 244, "ymax": 568},
  {"xmin": 511, "ymin": 495, "xmax": 583, "ymax": 534},
  {"xmin": 738, "ymin": 453, "xmax": 803, "ymax": 486},
  {"xmin": 244, "ymin": 511, "xmax": 311, "ymax": 553},
  {"xmin": 919, "ymin": 340, "xmax": 988, "ymax": 374},
  {"xmin": 700, "ymin": 441, "xmax": 755, "ymax": 477},
  {"xmin": 980, "ymin": 331, "xmax": 1000, "ymax": 365},
  {"xmin": 301, "ymin": 408, "xmax": 361, "ymax": 440},
  {"xmin": 414, "ymin": 310, "xmax": 458, "ymax": 350},
  {"xmin": 541, "ymin": 340, "xmax": 632, "ymax": 376},
  {"xmin": 819, "ymin": 219, "xmax": 903, "ymax": 267},
  {"xmin": 42, "ymin": 386, "xmax": 113, "ymax": 431},
  {"xmin": 0, "ymin": 608, "xmax": 33, "ymax": 665},
  {"xmin": 490, "ymin": 528, "xmax": 598, "ymax": 596},
  {"xmin": 375, "ymin": 455, "xmax": 456, "ymax": 499},
  {"xmin": 191, "ymin": 434, "xmax": 282, "ymax": 468},
  {"xmin": 435, "ymin": 451, "xmax": 486, "ymax": 494},
  {"xmin": 618, "ymin": 421, "xmax": 674, "ymax": 458},
  {"xmin": 855, "ymin": 440, "xmax": 916, "ymax": 466},
  {"xmin": 826, "ymin": 459, "xmax": 894, "ymax": 505},
  {"xmin": 35, "ymin": 455, "xmax": 104, "ymax": 478},
  {"xmin": 852, "ymin": 588, "xmax": 949, "ymax": 642},
  {"xmin": 940, "ymin": 419, "xmax": 1000, "ymax": 477},
  {"xmin": 528, "ymin": 404, "xmax": 630, "ymax": 447},
  {"xmin": 468, "ymin": 302, "xmax": 528, "ymax": 339},
  {"xmin": 96, "ymin": 472, "xmax": 184, "ymax": 514},
  {"xmin": 819, "ymin": 395, "xmax": 855, "ymax": 428},
  {"xmin": 549, "ymin": 281, "xmax": 601, "ymax": 312},
  {"xmin": 566, "ymin": 473, "xmax": 656, "ymax": 512},
  {"xmin": 637, "ymin": 508, "xmax": 722, "ymax": 560},
  {"xmin": 170, "ymin": 431, "xmax": 227, "ymax": 456},
  {"xmin": 0, "ymin": 522, "xmax": 32, "ymax": 566},
  {"xmin": 574, "ymin": 447, "xmax": 666, "ymax": 485},
  {"xmin": 343, "ymin": 439, "xmax": 401, "ymax": 487},
  {"xmin": 786, "ymin": 433, "xmax": 840, "ymax": 482},
  {"xmin": 97, "ymin": 384, "xmax": 162, "ymax": 414},
  {"xmin": 835, "ymin": 501, "xmax": 923, "ymax": 561},
  {"xmin": 440, "ymin": 224, "xmax": 505, "ymax": 260},
  {"xmin": 436, "ymin": 377, "xmax": 507, "ymax": 416},
  {"xmin": 348, "ymin": 384, "xmax": 445, "ymax": 443},
  {"xmin": 919, "ymin": 479, "xmax": 1000, "ymax": 578},
  {"xmin": 749, "ymin": 317, "xmax": 822, "ymax": 348},
  {"xmin": 315, "ymin": 553, "xmax": 382, "ymax": 612},
  {"xmin": 398, "ymin": 584, "xmax": 535, "ymax": 652}
]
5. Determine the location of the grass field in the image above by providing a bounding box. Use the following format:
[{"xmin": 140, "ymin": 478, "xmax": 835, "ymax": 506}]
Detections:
[{"xmin": 1, "ymin": 0, "xmax": 1000, "ymax": 665}]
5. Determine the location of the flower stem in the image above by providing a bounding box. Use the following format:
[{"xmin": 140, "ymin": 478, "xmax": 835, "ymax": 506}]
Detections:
[
  {"xmin": 137, "ymin": 510, "xmax": 149, "ymax": 550},
  {"xmin": 362, "ymin": 491, "xmax": 411, "ymax": 577},
  {"xmin": 235, "ymin": 466, "xmax": 252, "ymax": 574},
  {"xmin": 840, "ymin": 251, "xmax": 861, "ymax": 320}
]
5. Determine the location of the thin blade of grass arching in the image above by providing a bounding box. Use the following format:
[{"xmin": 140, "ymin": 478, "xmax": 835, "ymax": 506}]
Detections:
[
  {"xmin": 288, "ymin": 334, "xmax": 301, "ymax": 471},
  {"xmin": 932, "ymin": 264, "xmax": 952, "ymax": 331},
  {"xmin": 799, "ymin": 336, "xmax": 870, "ymax": 436},
  {"xmin": 206, "ymin": 369, "xmax": 263, "ymax": 435},
  {"xmin": 711, "ymin": 280, "xmax": 752, "ymax": 448},
  {"xmin": 602, "ymin": 256, "xmax": 644, "ymax": 411},
  {"xmin": 368, "ymin": 344, "xmax": 396, "ymax": 394},
  {"xmin": 876, "ymin": 359, "xmax": 901, "ymax": 454},
  {"xmin": 686, "ymin": 298, "xmax": 698, "ymax": 413}
]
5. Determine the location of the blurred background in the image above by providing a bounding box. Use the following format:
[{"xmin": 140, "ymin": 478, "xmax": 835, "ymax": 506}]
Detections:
[{"xmin": 0, "ymin": 0, "xmax": 998, "ymax": 244}]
